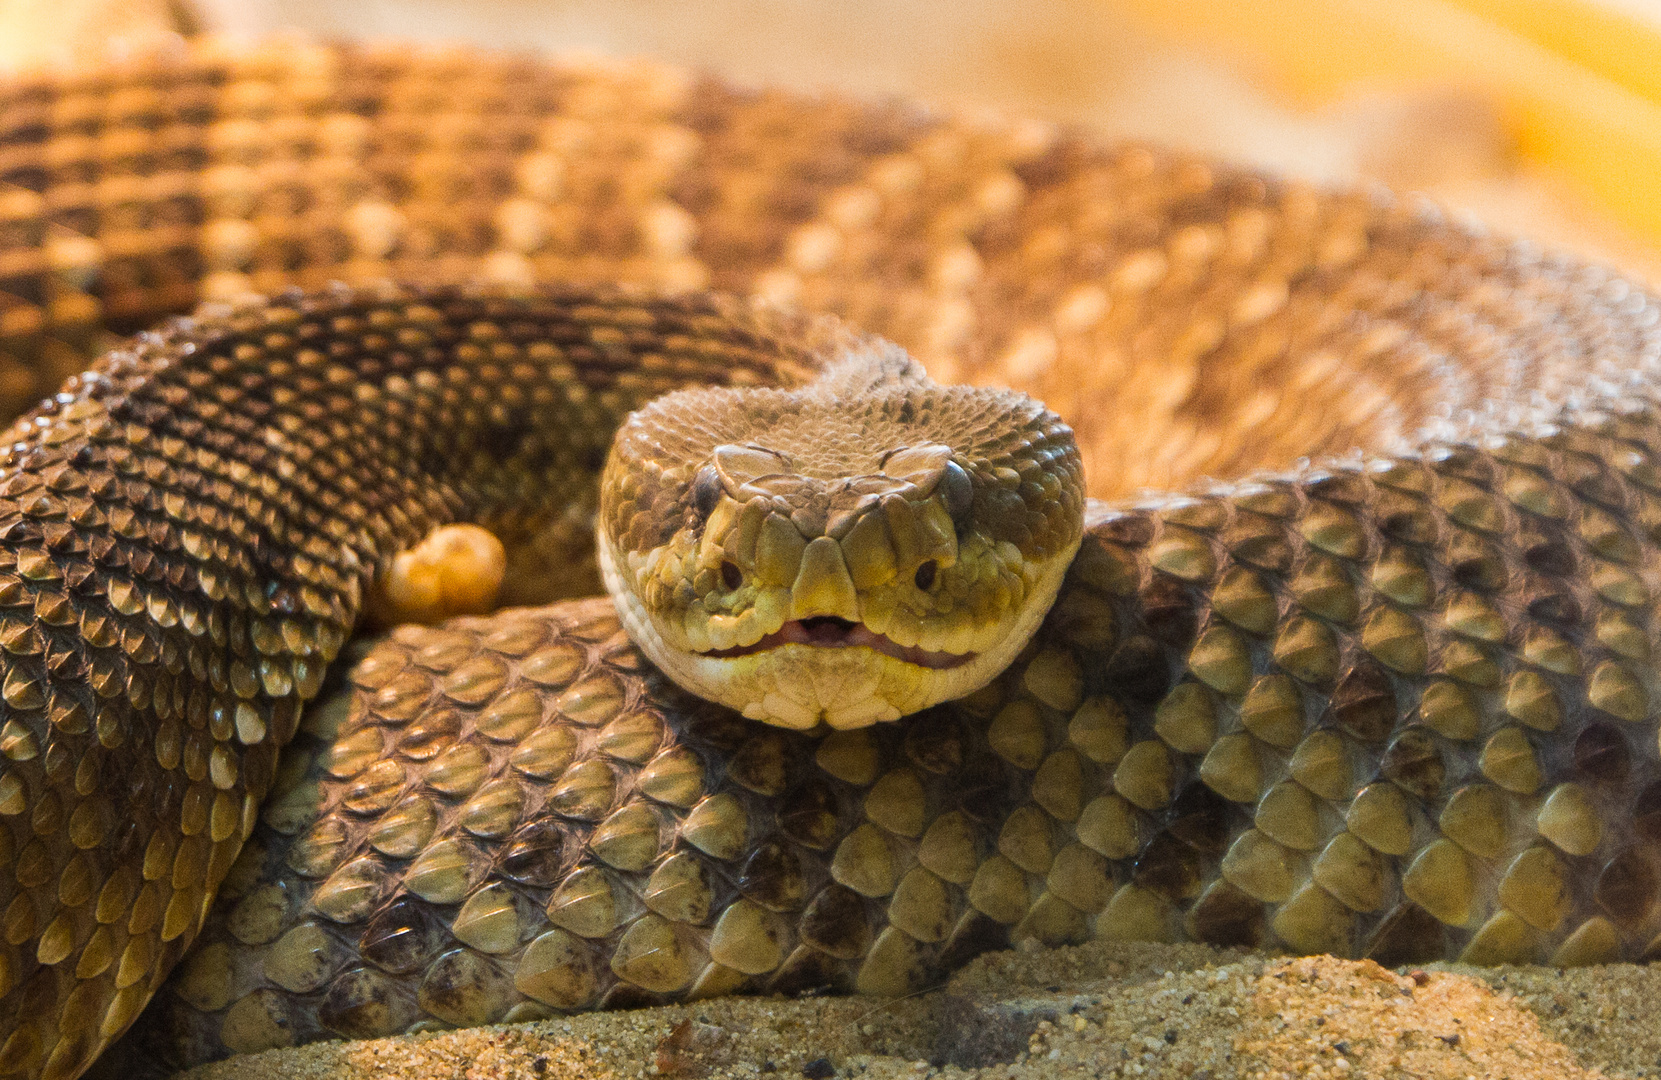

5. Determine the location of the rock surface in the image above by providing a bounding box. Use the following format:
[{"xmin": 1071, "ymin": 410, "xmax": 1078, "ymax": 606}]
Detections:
[{"xmin": 173, "ymin": 940, "xmax": 1661, "ymax": 1079}]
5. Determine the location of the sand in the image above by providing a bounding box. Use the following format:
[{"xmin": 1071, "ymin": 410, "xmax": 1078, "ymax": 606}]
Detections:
[{"xmin": 169, "ymin": 941, "xmax": 1661, "ymax": 1080}]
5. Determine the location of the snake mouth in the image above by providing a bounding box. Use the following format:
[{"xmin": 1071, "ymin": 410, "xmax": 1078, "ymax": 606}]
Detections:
[{"xmin": 698, "ymin": 615, "xmax": 976, "ymax": 670}]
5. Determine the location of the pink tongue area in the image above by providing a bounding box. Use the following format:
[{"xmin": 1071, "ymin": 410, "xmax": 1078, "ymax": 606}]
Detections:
[{"xmin": 702, "ymin": 617, "xmax": 974, "ymax": 670}]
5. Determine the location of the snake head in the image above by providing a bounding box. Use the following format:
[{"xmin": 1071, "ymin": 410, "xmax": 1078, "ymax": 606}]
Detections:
[{"xmin": 598, "ymin": 346, "xmax": 1084, "ymax": 730}]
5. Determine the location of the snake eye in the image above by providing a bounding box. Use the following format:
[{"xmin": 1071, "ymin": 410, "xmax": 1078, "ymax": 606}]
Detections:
[
  {"xmin": 914, "ymin": 560, "xmax": 937, "ymax": 590},
  {"xmin": 691, "ymin": 465, "xmax": 723, "ymax": 520},
  {"xmin": 721, "ymin": 561, "xmax": 743, "ymax": 591}
]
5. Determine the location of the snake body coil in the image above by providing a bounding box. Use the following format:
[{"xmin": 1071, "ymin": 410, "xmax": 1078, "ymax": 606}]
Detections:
[{"xmin": 0, "ymin": 42, "xmax": 1652, "ymax": 1080}]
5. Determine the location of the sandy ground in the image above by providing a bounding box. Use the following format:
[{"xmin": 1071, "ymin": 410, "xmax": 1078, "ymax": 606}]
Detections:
[{"xmin": 173, "ymin": 940, "xmax": 1661, "ymax": 1080}]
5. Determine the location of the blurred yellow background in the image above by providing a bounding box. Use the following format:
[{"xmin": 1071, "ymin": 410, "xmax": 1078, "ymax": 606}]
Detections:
[{"xmin": 3, "ymin": 0, "xmax": 1660, "ymax": 280}]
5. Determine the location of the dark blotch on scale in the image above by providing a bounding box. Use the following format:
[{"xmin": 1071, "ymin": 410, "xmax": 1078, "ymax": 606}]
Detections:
[{"xmin": 1573, "ymin": 723, "xmax": 1631, "ymax": 784}]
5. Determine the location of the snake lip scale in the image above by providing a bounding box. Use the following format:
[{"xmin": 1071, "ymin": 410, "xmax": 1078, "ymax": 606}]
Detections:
[
  {"xmin": 0, "ymin": 39, "xmax": 1652, "ymax": 1080},
  {"xmin": 696, "ymin": 616, "xmax": 978, "ymax": 670}
]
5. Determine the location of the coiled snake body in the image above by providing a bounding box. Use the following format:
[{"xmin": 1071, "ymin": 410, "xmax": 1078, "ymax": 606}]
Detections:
[{"xmin": 0, "ymin": 42, "xmax": 1654, "ymax": 1080}]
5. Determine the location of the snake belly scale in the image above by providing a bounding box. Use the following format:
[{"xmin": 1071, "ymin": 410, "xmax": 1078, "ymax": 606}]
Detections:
[{"xmin": 0, "ymin": 40, "xmax": 1648, "ymax": 1080}]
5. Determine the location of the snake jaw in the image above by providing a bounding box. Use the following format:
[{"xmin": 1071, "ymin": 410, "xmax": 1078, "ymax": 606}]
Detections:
[{"xmin": 599, "ymin": 525, "xmax": 1081, "ymax": 731}]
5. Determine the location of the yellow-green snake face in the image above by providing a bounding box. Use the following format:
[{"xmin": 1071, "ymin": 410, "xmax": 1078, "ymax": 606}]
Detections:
[{"xmin": 599, "ymin": 348, "xmax": 1085, "ymax": 730}]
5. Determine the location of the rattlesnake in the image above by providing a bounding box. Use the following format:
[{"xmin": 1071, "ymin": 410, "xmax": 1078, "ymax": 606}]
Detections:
[{"xmin": 0, "ymin": 40, "xmax": 1652, "ymax": 1080}]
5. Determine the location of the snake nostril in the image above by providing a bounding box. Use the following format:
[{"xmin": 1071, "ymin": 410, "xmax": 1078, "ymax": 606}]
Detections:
[
  {"xmin": 721, "ymin": 561, "xmax": 743, "ymax": 590},
  {"xmin": 914, "ymin": 559, "xmax": 937, "ymax": 590}
]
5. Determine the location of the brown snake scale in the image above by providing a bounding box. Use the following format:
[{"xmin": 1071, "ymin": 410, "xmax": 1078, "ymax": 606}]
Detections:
[{"xmin": 0, "ymin": 39, "xmax": 1646, "ymax": 1079}]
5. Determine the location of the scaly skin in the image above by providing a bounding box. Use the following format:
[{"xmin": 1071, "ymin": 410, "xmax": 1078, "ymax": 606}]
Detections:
[{"xmin": 0, "ymin": 39, "xmax": 1650, "ymax": 1080}]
